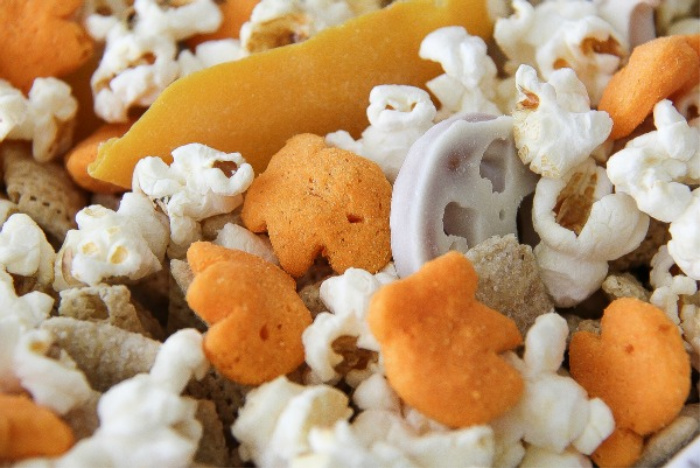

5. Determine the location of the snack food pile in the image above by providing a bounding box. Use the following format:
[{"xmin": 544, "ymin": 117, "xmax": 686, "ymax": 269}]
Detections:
[{"xmin": 0, "ymin": 0, "xmax": 698, "ymax": 467}]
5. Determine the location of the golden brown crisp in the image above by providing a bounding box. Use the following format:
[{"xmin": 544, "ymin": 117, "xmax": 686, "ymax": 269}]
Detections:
[
  {"xmin": 241, "ymin": 133, "xmax": 392, "ymax": 278},
  {"xmin": 0, "ymin": 0, "xmax": 94, "ymax": 91},
  {"xmin": 368, "ymin": 251, "xmax": 524, "ymax": 428},
  {"xmin": 186, "ymin": 242, "xmax": 312, "ymax": 385}
]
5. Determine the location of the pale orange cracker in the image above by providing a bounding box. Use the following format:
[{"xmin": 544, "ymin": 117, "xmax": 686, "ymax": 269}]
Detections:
[
  {"xmin": 0, "ymin": 0, "xmax": 94, "ymax": 91},
  {"xmin": 241, "ymin": 133, "xmax": 392, "ymax": 277},
  {"xmin": 599, "ymin": 35, "xmax": 700, "ymax": 140},
  {"xmin": 368, "ymin": 251, "xmax": 523, "ymax": 428},
  {"xmin": 0, "ymin": 393, "xmax": 74, "ymax": 461},
  {"xmin": 569, "ymin": 298, "xmax": 691, "ymax": 467},
  {"xmin": 186, "ymin": 242, "xmax": 312, "ymax": 385}
]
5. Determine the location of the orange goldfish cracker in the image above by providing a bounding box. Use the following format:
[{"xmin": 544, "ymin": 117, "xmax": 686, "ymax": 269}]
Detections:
[
  {"xmin": 186, "ymin": 242, "xmax": 312, "ymax": 385},
  {"xmin": 241, "ymin": 133, "xmax": 392, "ymax": 277},
  {"xmin": 0, "ymin": 393, "xmax": 75, "ymax": 461},
  {"xmin": 599, "ymin": 35, "xmax": 700, "ymax": 140},
  {"xmin": 65, "ymin": 123, "xmax": 132, "ymax": 194},
  {"xmin": 569, "ymin": 297, "xmax": 691, "ymax": 467},
  {"xmin": 591, "ymin": 427, "xmax": 644, "ymax": 468},
  {"xmin": 368, "ymin": 251, "xmax": 524, "ymax": 428},
  {"xmin": 0, "ymin": 0, "xmax": 94, "ymax": 92}
]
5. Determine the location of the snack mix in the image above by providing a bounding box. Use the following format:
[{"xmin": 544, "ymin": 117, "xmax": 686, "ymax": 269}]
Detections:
[{"xmin": 0, "ymin": 0, "xmax": 699, "ymax": 467}]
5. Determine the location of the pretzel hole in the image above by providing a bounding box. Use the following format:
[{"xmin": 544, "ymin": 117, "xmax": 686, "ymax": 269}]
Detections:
[{"xmin": 479, "ymin": 139, "xmax": 507, "ymax": 194}]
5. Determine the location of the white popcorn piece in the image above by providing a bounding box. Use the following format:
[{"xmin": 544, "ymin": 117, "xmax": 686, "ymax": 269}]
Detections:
[
  {"xmin": 0, "ymin": 213, "xmax": 56, "ymax": 287},
  {"xmin": 232, "ymin": 376, "xmax": 353, "ymax": 467},
  {"xmin": 89, "ymin": 0, "xmax": 222, "ymax": 122},
  {"xmin": 1, "ymin": 78, "xmax": 78, "ymax": 162},
  {"xmin": 495, "ymin": 0, "xmax": 626, "ymax": 105},
  {"xmin": 0, "ymin": 79, "xmax": 27, "ymax": 140},
  {"xmin": 595, "ymin": 0, "xmax": 659, "ymax": 48},
  {"xmin": 240, "ymin": 0, "xmax": 355, "ymax": 53},
  {"xmin": 13, "ymin": 328, "xmax": 92, "ymax": 415},
  {"xmin": 606, "ymin": 100, "xmax": 699, "ymax": 223},
  {"xmin": 532, "ymin": 158, "xmax": 649, "ymax": 306},
  {"xmin": 295, "ymin": 408, "xmax": 495, "ymax": 468},
  {"xmin": 303, "ymin": 266, "xmax": 396, "ymax": 384},
  {"xmin": 513, "ymin": 65, "xmax": 612, "ymax": 179},
  {"xmin": 0, "ymin": 268, "xmax": 55, "ymax": 395},
  {"xmin": 133, "ymin": 143, "xmax": 254, "ymax": 250},
  {"xmin": 520, "ymin": 445, "xmax": 592, "ymax": 468},
  {"xmin": 40, "ymin": 329, "xmax": 207, "ymax": 468},
  {"xmin": 418, "ymin": 26, "xmax": 503, "ymax": 118},
  {"xmin": 491, "ymin": 314, "xmax": 614, "ymax": 466},
  {"xmin": 326, "ymin": 85, "xmax": 436, "ymax": 182},
  {"xmin": 668, "ymin": 188, "xmax": 700, "ymax": 280},
  {"xmin": 213, "ymin": 222, "xmax": 279, "ymax": 265},
  {"xmin": 655, "ymin": 0, "xmax": 699, "ymax": 34},
  {"xmin": 351, "ymin": 372, "xmax": 400, "ymax": 413},
  {"xmin": 0, "ymin": 267, "xmax": 91, "ymax": 415},
  {"xmin": 178, "ymin": 39, "xmax": 246, "ymax": 77},
  {"xmin": 58, "ymin": 193, "xmax": 169, "ymax": 287}
]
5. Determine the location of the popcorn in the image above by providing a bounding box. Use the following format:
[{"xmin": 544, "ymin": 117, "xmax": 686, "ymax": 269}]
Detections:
[
  {"xmin": 88, "ymin": 0, "xmax": 223, "ymax": 122},
  {"xmin": 606, "ymin": 100, "xmax": 699, "ymax": 223},
  {"xmin": 668, "ymin": 188, "xmax": 700, "ymax": 279},
  {"xmin": 241, "ymin": 0, "xmax": 356, "ymax": 53},
  {"xmin": 0, "ymin": 267, "xmax": 92, "ymax": 415},
  {"xmin": 132, "ymin": 143, "xmax": 254, "ymax": 250},
  {"xmin": 0, "ymin": 213, "xmax": 56, "ymax": 287},
  {"xmin": 213, "ymin": 222, "xmax": 278, "ymax": 265},
  {"xmin": 303, "ymin": 266, "xmax": 396, "ymax": 385},
  {"xmin": 232, "ymin": 376, "xmax": 353, "ymax": 467},
  {"xmin": 532, "ymin": 158, "xmax": 649, "ymax": 307},
  {"xmin": 57, "ymin": 192, "xmax": 169, "ymax": 287},
  {"xmin": 36, "ymin": 329, "xmax": 208, "ymax": 467},
  {"xmin": 495, "ymin": 0, "xmax": 626, "ymax": 104},
  {"xmin": 418, "ymin": 26, "xmax": 503, "ymax": 118},
  {"xmin": 177, "ymin": 39, "xmax": 246, "ymax": 77},
  {"xmin": 1, "ymin": 77, "xmax": 78, "ymax": 162},
  {"xmin": 512, "ymin": 64, "xmax": 612, "ymax": 179},
  {"xmin": 491, "ymin": 313, "xmax": 614, "ymax": 466},
  {"xmin": 326, "ymin": 84, "xmax": 437, "ymax": 182}
]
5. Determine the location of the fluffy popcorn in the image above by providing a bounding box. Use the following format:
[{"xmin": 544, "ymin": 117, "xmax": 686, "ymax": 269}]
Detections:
[
  {"xmin": 491, "ymin": 313, "xmax": 614, "ymax": 467},
  {"xmin": 0, "ymin": 213, "xmax": 56, "ymax": 287},
  {"xmin": 512, "ymin": 65, "xmax": 612, "ymax": 179},
  {"xmin": 35, "ymin": 329, "xmax": 208, "ymax": 467},
  {"xmin": 294, "ymin": 407, "xmax": 496, "ymax": 468},
  {"xmin": 58, "ymin": 193, "xmax": 169, "ymax": 287},
  {"xmin": 132, "ymin": 143, "xmax": 254, "ymax": 249},
  {"xmin": 13, "ymin": 328, "xmax": 93, "ymax": 415},
  {"xmin": 303, "ymin": 265, "xmax": 396, "ymax": 385},
  {"xmin": 177, "ymin": 39, "xmax": 246, "ymax": 77},
  {"xmin": 495, "ymin": 0, "xmax": 625, "ymax": 104},
  {"xmin": 0, "ymin": 267, "xmax": 91, "ymax": 415},
  {"xmin": 668, "ymin": 188, "xmax": 700, "ymax": 280},
  {"xmin": 213, "ymin": 222, "xmax": 278, "ymax": 265},
  {"xmin": 326, "ymin": 85, "xmax": 436, "ymax": 182},
  {"xmin": 240, "ymin": 0, "xmax": 356, "ymax": 53},
  {"xmin": 88, "ymin": 0, "xmax": 222, "ymax": 122},
  {"xmin": 655, "ymin": 0, "xmax": 699, "ymax": 33},
  {"xmin": 532, "ymin": 158, "xmax": 649, "ymax": 306},
  {"xmin": 606, "ymin": 100, "xmax": 700, "ymax": 223},
  {"xmin": 1, "ymin": 78, "xmax": 78, "ymax": 162},
  {"xmin": 232, "ymin": 376, "xmax": 353, "ymax": 467},
  {"xmin": 418, "ymin": 26, "xmax": 503, "ymax": 118}
]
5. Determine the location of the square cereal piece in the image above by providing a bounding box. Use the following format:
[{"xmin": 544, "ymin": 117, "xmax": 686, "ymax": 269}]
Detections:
[
  {"xmin": 2, "ymin": 143, "xmax": 87, "ymax": 245},
  {"xmin": 40, "ymin": 316, "xmax": 160, "ymax": 392},
  {"xmin": 59, "ymin": 284, "xmax": 152, "ymax": 336},
  {"xmin": 466, "ymin": 234, "xmax": 554, "ymax": 336}
]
